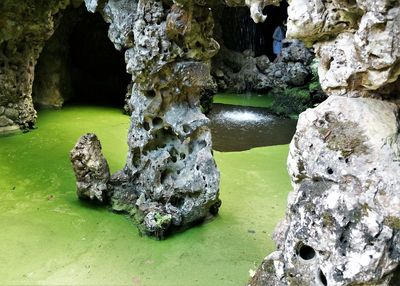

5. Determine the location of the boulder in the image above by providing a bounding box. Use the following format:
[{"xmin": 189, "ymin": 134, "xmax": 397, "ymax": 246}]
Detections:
[{"xmin": 70, "ymin": 133, "xmax": 110, "ymax": 203}]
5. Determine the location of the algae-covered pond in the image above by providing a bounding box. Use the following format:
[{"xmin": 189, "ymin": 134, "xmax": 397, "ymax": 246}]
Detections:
[{"xmin": 0, "ymin": 105, "xmax": 292, "ymax": 285}]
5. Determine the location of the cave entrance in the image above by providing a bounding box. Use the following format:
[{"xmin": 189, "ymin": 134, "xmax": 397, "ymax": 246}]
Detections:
[
  {"xmin": 218, "ymin": 1, "xmax": 288, "ymax": 59},
  {"xmin": 32, "ymin": 5, "xmax": 131, "ymax": 109}
]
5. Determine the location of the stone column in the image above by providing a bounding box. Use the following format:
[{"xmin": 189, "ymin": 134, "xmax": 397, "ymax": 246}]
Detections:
[{"xmin": 80, "ymin": 0, "xmax": 222, "ymax": 239}]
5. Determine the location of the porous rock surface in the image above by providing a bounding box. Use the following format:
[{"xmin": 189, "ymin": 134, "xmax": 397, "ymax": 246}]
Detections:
[
  {"xmin": 249, "ymin": 0, "xmax": 400, "ymax": 285},
  {"xmin": 75, "ymin": 0, "xmax": 222, "ymax": 238},
  {"xmin": 287, "ymin": 0, "xmax": 400, "ymax": 97},
  {"xmin": 0, "ymin": 0, "xmax": 81, "ymax": 132},
  {"xmin": 70, "ymin": 133, "xmax": 110, "ymax": 203},
  {"xmin": 224, "ymin": 0, "xmax": 280, "ymax": 23},
  {"xmin": 1, "ymin": 0, "xmax": 221, "ymax": 238}
]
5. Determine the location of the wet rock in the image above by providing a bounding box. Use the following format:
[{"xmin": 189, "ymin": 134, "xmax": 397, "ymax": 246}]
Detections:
[{"xmin": 70, "ymin": 133, "xmax": 110, "ymax": 203}]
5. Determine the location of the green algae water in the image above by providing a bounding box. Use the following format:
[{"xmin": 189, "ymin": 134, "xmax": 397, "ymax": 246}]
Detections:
[{"xmin": 0, "ymin": 106, "xmax": 291, "ymax": 285}]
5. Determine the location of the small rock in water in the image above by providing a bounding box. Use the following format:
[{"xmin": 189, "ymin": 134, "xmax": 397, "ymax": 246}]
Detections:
[{"xmin": 70, "ymin": 133, "xmax": 110, "ymax": 203}]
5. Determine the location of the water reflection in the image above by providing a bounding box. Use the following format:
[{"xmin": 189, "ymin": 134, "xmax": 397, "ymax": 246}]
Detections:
[{"xmin": 208, "ymin": 104, "xmax": 297, "ymax": 152}]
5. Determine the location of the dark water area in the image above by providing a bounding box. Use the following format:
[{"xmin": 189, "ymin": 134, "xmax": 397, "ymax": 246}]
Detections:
[{"xmin": 209, "ymin": 104, "xmax": 297, "ymax": 152}]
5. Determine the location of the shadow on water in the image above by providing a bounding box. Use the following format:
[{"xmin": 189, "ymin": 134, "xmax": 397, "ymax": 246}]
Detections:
[{"xmin": 209, "ymin": 103, "xmax": 297, "ymax": 152}]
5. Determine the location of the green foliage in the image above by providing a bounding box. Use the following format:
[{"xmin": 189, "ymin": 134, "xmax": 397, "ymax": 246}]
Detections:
[
  {"xmin": 270, "ymin": 87, "xmax": 312, "ymax": 118},
  {"xmin": 270, "ymin": 59, "xmax": 326, "ymax": 118}
]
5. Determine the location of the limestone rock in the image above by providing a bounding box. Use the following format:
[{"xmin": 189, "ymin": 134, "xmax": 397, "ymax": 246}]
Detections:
[
  {"xmin": 102, "ymin": 0, "xmax": 137, "ymax": 50},
  {"xmin": 0, "ymin": 115, "xmax": 13, "ymax": 127},
  {"xmin": 250, "ymin": 96, "xmax": 400, "ymax": 285},
  {"xmin": 106, "ymin": 1, "xmax": 221, "ymax": 239},
  {"xmin": 84, "ymin": 0, "xmax": 98, "ymax": 13},
  {"xmin": 59, "ymin": 0, "xmax": 221, "ymax": 239},
  {"xmin": 0, "ymin": 0, "xmax": 73, "ymax": 131},
  {"xmin": 249, "ymin": 0, "xmax": 400, "ymax": 284},
  {"xmin": 212, "ymin": 40, "xmax": 313, "ymax": 92},
  {"xmin": 224, "ymin": 0, "xmax": 280, "ymax": 23},
  {"xmin": 70, "ymin": 133, "xmax": 110, "ymax": 203},
  {"xmin": 287, "ymin": 0, "xmax": 400, "ymax": 97}
]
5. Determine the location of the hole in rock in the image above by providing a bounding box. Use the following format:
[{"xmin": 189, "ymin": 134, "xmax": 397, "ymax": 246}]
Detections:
[
  {"xmin": 182, "ymin": 124, "xmax": 191, "ymax": 133},
  {"xmin": 327, "ymin": 167, "xmax": 334, "ymax": 175},
  {"xmin": 146, "ymin": 90, "xmax": 156, "ymax": 98},
  {"xmin": 319, "ymin": 269, "xmax": 328, "ymax": 286},
  {"xmin": 297, "ymin": 243, "xmax": 316, "ymax": 260},
  {"xmin": 32, "ymin": 5, "xmax": 131, "ymax": 109},
  {"xmin": 170, "ymin": 196, "xmax": 185, "ymax": 208},
  {"xmin": 143, "ymin": 121, "xmax": 150, "ymax": 131},
  {"xmin": 152, "ymin": 117, "xmax": 163, "ymax": 126}
]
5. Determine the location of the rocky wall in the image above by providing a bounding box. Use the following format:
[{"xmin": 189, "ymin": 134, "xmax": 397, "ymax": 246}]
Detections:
[
  {"xmin": 248, "ymin": 0, "xmax": 400, "ymax": 285},
  {"xmin": 0, "ymin": 0, "xmax": 82, "ymax": 132},
  {"xmin": 211, "ymin": 40, "xmax": 313, "ymax": 93}
]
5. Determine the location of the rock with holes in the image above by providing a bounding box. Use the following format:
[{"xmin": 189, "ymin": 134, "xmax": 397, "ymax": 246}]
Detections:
[
  {"xmin": 224, "ymin": 0, "xmax": 280, "ymax": 23},
  {"xmin": 70, "ymin": 133, "xmax": 111, "ymax": 203},
  {"xmin": 103, "ymin": 0, "xmax": 221, "ymax": 239},
  {"xmin": 0, "ymin": 0, "xmax": 72, "ymax": 131},
  {"xmin": 249, "ymin": 96, "xmax": 400, "ymax": 285},
  {"xmin": 286, "ymin": 0, "xmax": 400, "ymax": 97},
  {"xmin": 212, "ymin": 40, "xmax": 314, "ymax": 93},
  {"xmin": 248, "ymin": 0, "xmax": 400, "ymax": 284}
]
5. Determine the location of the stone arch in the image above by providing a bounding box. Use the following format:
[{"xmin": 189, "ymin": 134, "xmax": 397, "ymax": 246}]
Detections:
[{"xmin": 32, "ymin": 4, "xmax": 131, "ymax": 110}]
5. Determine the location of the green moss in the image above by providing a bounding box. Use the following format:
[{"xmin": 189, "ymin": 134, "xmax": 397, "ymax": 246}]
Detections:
[
  {"xmin": 154, "ymin": 212, "xmax": 172, "ymax": 228},
  {"xmin": 383, "ymin": 216, "xmax": 400, "ymax": 230},
  {"xmin": 0, "ymin": 106, "xmax": 291, "ymax": 285},
  {"xmin": 318, "ymin": 119, "xmax": 368, "ymax": 157},
  {"xmin": 353, "ymin": 209, "xmax": 363, "ymax": 223},
  {"xmin": 322, "ymin": 211, "xmax": 335, "ymax": 228},
  {"xmin": 361, "ymin": 203, "xmax": 371, "ymax": 216},
  {"xmin": 270, "ymin": 87, "xmax": 311, "ymax": 118}
]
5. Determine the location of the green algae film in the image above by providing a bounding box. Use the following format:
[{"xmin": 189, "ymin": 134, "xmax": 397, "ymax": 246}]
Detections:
[
  {"xmin": 0, "ymin": 106, "xmax": 291, "ymax": 285},
  {"xmin": 213, "ymin": 93, "xmax": 275, "ymax": 109}
]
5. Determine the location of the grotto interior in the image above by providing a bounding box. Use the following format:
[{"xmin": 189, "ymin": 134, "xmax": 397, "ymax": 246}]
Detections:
[
  {"xmin": 217, "ymin": 1, "xmax": 288, "ymax": 59},
  {"xmin": 0, "ymin": 0, "xmax": 400, "ymax": 285},
  {"xmin": 32, "ymin": 5, "xmax": 131, "ymax": 109}
]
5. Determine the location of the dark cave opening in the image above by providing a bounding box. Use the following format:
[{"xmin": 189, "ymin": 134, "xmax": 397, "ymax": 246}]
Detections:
[
  {"xmin": 32, "ymin": 5, "xmax": 131, "ymax": 109},
  {"xmin": 218, "ymin": 1, "xmax": 288, "ymax": 59},
  {"xmin": 68, "ymin": 8, "xmax": 131, "ymax": 107}
]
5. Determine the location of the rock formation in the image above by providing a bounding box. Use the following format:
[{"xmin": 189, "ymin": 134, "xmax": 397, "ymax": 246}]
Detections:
[
  {"xmin": 70, "ymin": 133, "xmax": 110, "ymax": 203},
  {"xmin": 225, "ymin": 0, "xmax": 280, "ymax": 23},
  {"xmin": 212, "ymin": 40, "xmax": 313, "ymax": 93},
  {"xmin": 1, "ymin": 0, "xmax": 221, "ymax": 238},
  {"xmin": 0, "ymin": 0, "xmax": 81, "ymax": 133},
  {"xmin": 248, "ymin": 0, "xmax": 400, "ymax": 285},
  {"xmin": 70, "ymin": 0, "xmax": 221, "ymax": 239}
]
